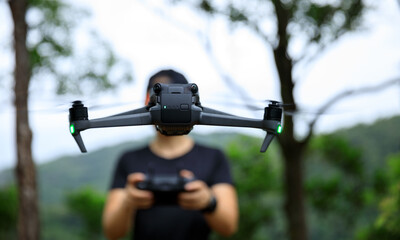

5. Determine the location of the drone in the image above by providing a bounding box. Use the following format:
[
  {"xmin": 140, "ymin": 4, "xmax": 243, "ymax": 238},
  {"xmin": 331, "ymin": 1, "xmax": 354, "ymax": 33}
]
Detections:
[{"xmin": 68, "ymin": 83, "xmax": 283, "ymax": 153}]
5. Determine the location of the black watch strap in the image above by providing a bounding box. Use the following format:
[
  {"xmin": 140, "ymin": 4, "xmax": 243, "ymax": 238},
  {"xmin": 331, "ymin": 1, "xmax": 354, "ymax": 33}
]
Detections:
[{"xmin": 201, "ymin": 194, "xmax": 217, "ymax": 213}]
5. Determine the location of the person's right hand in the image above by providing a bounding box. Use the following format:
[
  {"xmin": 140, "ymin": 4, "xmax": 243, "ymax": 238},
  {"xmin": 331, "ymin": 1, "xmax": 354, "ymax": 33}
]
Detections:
[{"xmin": 124, "ymin": 173, "xmax": 154, "ymax": 209}]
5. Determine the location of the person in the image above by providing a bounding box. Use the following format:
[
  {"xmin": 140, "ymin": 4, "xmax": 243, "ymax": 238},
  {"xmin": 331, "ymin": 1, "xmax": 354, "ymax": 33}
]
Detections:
[{"xmin": 102, "ymin": 69, "xmax": 239, "ymax": 240}]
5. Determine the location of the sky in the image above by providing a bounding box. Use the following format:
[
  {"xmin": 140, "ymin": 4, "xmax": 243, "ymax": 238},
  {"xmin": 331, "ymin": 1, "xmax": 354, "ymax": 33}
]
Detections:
[{"xmin": 1, "ymin": 0, "xmax": 400, "ymax": 171}]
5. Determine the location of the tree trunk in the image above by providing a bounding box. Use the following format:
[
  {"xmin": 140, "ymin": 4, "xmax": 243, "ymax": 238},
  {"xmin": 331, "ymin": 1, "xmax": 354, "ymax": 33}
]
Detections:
[
  {"xmin": 280, "ymin": 139, "xmax": 308, "ymax": 240},
  {"xmin": 271, "ymin": 1, "xmax": 308, "ymax": 239},
  {"xmin": 274, "ymin": 46, "xmax": 309, "ymax": 240},
  {"xmin": 9, "ymin": 0, "xmax": 40, "ymax": 239}
]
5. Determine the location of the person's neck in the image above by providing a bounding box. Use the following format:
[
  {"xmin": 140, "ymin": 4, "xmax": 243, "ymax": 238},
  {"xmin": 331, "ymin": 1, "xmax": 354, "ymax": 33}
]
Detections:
[{"xmin": 149, "ymin": 133, "xmax": 194, "ymax": 160}]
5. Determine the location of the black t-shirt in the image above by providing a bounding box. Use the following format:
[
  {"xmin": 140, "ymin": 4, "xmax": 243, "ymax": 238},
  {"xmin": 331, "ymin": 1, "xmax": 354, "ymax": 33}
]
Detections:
[{"xmin": 110, "ymin": 143, "xmax": 233, "ymax": 240}]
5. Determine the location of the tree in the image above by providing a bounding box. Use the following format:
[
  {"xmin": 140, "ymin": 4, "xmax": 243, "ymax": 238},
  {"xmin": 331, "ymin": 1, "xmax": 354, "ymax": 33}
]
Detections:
[
  {"xmin": 7, "ymin": 0, "xmax": 132, "ymax": 239},
  {"xmin": 158, "ymin": 1, "xmax": 400, "ymax": 239},
  {"xmin": 9, "ymin": 1, "xmax": 39, "ymax": 238}
]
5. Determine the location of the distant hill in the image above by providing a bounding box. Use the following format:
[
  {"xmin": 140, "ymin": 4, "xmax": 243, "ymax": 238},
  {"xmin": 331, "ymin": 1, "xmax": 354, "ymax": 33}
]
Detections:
[
  {"xmin": 1, "ymin": 116, "xmax": 399, "ymax": 205},
  {"xmin": 334, "ymin": 115, "xmax": 400, "ymax": 169}
]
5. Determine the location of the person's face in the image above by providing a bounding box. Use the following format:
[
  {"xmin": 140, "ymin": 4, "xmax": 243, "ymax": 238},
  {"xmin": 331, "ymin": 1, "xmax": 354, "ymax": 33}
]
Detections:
[{"xmin": 145, "ymin": 76, "xmax": 171, "ymax": 105}]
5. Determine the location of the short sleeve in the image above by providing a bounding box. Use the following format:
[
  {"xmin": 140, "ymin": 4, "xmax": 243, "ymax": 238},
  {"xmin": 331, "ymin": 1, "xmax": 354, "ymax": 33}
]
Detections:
[
  {"xmin": 110, "ymin": 154, "xmax": 128, "ymax": 189},
  {"xmin": 210, "ymin": 149, "xmax": 234, "ymax": 186}
]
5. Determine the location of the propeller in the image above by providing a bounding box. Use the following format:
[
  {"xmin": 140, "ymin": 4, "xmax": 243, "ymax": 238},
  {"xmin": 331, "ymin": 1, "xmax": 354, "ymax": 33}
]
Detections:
[{"xmin": 21, "ymin": 99, "xmax": 142, "ymax": 115}]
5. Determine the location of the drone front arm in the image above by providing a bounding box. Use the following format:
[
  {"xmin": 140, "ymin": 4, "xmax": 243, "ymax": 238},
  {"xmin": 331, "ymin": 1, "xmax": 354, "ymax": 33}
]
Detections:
[
  {"xmin": 70, "ymin": 112, "xmax": 153, "ymax": 152},
  {"xmin": 72, "ymin": 112, "xmax": 152, "ymax": 131}
]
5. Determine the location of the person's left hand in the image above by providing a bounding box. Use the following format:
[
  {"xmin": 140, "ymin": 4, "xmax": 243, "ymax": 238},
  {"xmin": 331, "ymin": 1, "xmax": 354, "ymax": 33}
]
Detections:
[{"xmin": 177, "ymin": 170, "xmax": 212, "ymax": 210}]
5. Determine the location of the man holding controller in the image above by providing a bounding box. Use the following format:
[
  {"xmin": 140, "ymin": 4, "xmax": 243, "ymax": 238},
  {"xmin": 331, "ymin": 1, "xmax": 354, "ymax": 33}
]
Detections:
[{"xmin": 102, "ymin": 69, "xmax": 238, "ymax": 240}]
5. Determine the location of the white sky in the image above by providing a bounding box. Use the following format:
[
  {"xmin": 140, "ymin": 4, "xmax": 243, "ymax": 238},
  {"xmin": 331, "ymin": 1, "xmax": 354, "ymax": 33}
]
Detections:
[{"xmin": 1, "ymin": 0, "xmax": 400, "ymax": 170}]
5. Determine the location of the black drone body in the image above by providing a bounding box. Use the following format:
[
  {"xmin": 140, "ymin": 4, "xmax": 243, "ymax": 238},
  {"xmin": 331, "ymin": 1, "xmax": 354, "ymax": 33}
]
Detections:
[{"xmin": 69, "ymin": 83, "xmax": 283, "ymax": 153}]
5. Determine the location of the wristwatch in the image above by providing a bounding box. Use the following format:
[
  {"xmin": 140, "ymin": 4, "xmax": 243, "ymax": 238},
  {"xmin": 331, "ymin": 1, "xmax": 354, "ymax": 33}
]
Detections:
[{"xmin": 201, "ymin": 193, "xmax": 217, "ymax": 213}]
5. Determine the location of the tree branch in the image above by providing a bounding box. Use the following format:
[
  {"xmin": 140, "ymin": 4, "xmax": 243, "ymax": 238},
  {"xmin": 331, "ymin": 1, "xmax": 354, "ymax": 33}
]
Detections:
[
  {"xmin": 303, "ymin": 77, "xmax": 400, "ymax": 144},
  {"xmin": 139, "ymin": 0, "xmax": 259, "ymax": 112}
]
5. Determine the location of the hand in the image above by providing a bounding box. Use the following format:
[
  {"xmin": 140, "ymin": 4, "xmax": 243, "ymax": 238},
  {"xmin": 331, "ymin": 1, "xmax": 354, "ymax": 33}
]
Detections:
[
  {"xmin": 178, "ymin": 170, "xmax": 213, "ymax": 210},
  {"xmin": 124, "ymin": 173, "xmax": 154, "ymax": 209}
]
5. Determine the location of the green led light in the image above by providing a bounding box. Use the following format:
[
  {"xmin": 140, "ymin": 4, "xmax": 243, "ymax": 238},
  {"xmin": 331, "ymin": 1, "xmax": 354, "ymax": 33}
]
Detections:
[
  {"xmin": 163, "ymin": 105, "xmax": 167, "ymax": 109},
  {"xmin": 70, "ymin": 124, "xmax": 75, "ymax": 134},
  {"xmin": 277, "ymin": 124, "xmax": 282, "ymax": 134}
]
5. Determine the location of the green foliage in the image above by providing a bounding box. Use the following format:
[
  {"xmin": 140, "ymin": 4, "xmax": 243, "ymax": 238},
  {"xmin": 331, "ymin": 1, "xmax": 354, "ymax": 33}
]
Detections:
[
  {"xmin": 227, "ymin": 4, "xmax": 248, "ymax": 23},
  {"xmin": 306, "ymin": 175, "xmax": 341, "ymax": 212},
  {"xmin": 306, "ymin": 134, "xmax": 368, "ymax": 239},
  {"xmin": 0, "ymin": 185, "xmax": 18, "ymax": 239},
  {"xmin": 358, "ymin": 154, "xmax": 400, "ymax": 240},
  {"xmin": 309, "ymin": 134, "xmax": 363, "ymax": 177},
  {"xmin": 65, "ymin": 186, "xmax": 106, "ymax": 239},
  {"xmin": 374, "ymin": 183, "xmax": 400, "ymax": 236},
  {"xmin": 26, "ymin": 0, "xmax": 133, "ymax": 95},
  {"xmin": 387, "ymin": 154, "xmax": 400, "ymax": 181},
  {"xmin": 211, "ymin": 135, "xmax": 284, "ymax": 240},
  {"xmin": 298, "ymin": 0, "xmax": 364, "ymax": 42},
  {"xmin": 199, "ymin": 0, "xmax": 214, "ymax": 14}
]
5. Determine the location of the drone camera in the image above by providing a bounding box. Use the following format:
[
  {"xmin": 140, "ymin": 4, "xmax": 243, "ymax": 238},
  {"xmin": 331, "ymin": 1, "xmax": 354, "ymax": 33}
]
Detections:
[
  {"xmin": 152, "ymin": 83, "xmax": 200, "ymax": 135},
  {"xmin": 153, "ymin": 83, "xmax": 199, "ymax": 124},
  {"xmin": 153, "ymin": 83, "xmax": 199, "ymax": 125},
  {"xmin": 161, "ymin": 93, "xmax": 192, "ymax": 123}
]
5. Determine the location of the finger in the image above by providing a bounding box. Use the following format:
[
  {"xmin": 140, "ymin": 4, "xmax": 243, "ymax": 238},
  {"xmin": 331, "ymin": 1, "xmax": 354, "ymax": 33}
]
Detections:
[
  {"xmin": 126, "ymin": 189, "xmax": 154, "ymax": 209},
  {"xmin": 180, "ymin": 169, "xmax": 195, "ymax": 179},
  {"xmin": 184, "ymin": 180, "xmax": 204, "ymax": 191},
  {"xmin": 135, "ymin": 199, "xmax": 155, "ymax": 209},
  {"xmin": 178, "ymin": 191, "xmax": 202, "ymax": 203},
  {"xmin": 179, "ymin": 201, "xmax": 197, "ymax": 210},
  {"xmin": 127, "ymin": 187, "xmax": 153, "ymax": 199},
  {"xmin": 127, "ymin": 173, "xmax": 146, "ymax": 185},
  {"xmin": 178, "ymin": 193, "xmax": 199, "ymax": 209}
]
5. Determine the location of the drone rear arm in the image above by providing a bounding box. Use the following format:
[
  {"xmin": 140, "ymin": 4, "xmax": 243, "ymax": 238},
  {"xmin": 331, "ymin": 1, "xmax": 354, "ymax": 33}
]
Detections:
[{"xmin": 199, "ymin": 112, "xmax": 279, "ymax": 132}]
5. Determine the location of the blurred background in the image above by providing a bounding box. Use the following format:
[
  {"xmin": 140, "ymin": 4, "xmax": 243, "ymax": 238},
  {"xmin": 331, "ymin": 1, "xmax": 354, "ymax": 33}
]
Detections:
[{"xmin": 1, "ymin": 0, "xmax": 400, "ymax": 239}]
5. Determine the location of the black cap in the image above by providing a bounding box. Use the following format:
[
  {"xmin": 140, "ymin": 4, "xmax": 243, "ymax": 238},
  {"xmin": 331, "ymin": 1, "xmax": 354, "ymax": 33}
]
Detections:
[{"xmin": 146, "ymin": 69, "xmax": 189, "ymax": 92}]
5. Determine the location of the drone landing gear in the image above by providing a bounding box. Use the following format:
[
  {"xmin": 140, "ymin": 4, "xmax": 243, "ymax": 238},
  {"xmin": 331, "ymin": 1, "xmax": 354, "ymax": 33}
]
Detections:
[
  {"xmin": 260, "ymin": 133, "xmax": 275, "ymax": 152},
  {"xmin": 72, "ymin": 131, "xmax": 87, "ymax": 153}
]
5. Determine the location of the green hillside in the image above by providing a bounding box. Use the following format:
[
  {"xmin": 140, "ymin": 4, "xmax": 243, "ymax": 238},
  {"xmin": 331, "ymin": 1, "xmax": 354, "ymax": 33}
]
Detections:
[{"xmin": 335, "ymin": 116, "xmax": 400, "ymax": 169}]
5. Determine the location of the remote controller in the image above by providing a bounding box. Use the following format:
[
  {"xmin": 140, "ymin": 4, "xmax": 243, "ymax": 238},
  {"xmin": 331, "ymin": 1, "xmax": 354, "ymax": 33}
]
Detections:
[{"xmin": 136, "ymin": 174, "xmax": 195, "ymax": 205}]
